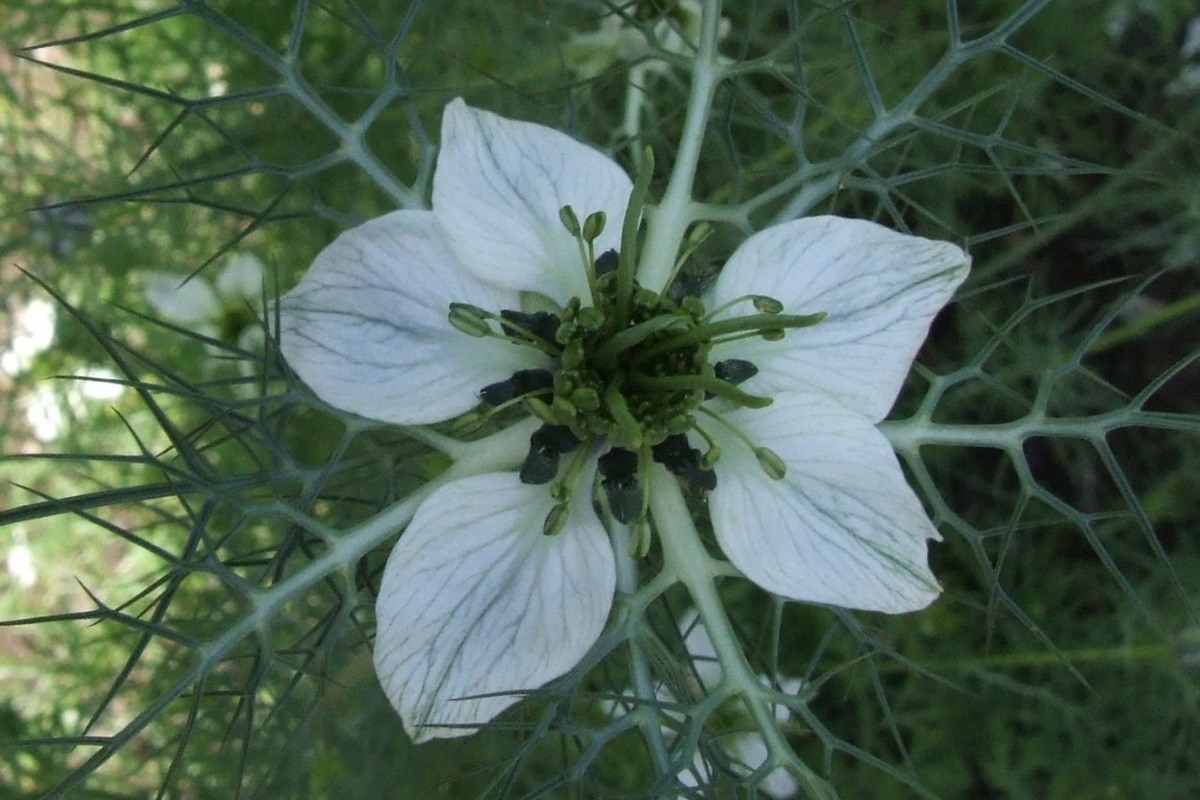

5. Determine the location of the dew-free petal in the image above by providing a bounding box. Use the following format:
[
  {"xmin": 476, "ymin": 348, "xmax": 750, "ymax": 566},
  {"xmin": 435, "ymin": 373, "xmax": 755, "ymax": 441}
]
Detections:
[
  {"xmin": 280, "ymin": 210, "xmax": 539, "ymax": 425},
  {"xmin": 708, "ymin": 394, "xmax": 941, "ymax": 613},
  {"xmin": 710, "ymin": 216, "xmax": 969, "ymax": 422},
  {"xmin": 373, "ymin": 472, "xmax": 615, "ymax": 742},
  {"xmin": 433, "ymin": 98, "xmax": 632, "ymax": 305}
]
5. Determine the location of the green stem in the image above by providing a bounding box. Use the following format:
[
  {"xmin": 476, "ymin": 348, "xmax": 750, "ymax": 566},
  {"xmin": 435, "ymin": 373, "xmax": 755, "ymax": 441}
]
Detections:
[
  {"xmin": 611, "ymin": 520, "xmax": 676, "ymax": 787},
  {"xmin": 403, "ymin": 416, "xmax": 537, "ymax": 464},
  {"xmin": 636, "ymin": 0, "xmax": 724, "ymax": 293},
  {"xmin": 649, "ymin": 468, "xmax": 836, "ymax": 800}
]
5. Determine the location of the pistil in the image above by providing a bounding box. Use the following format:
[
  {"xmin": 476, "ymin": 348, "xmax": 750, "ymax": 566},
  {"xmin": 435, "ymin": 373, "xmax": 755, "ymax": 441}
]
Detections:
[{"xmin": 453, "ymin": 195, "xmax": 825, "ymax": 542}]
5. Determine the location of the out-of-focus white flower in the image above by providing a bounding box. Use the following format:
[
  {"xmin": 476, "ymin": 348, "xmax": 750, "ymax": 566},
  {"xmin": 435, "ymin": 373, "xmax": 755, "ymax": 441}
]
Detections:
[
  {"xmin": 25, "ymin": 383, "xmax": 67, "ymax": 441},
  {"xmin": 143, "ymin": 252, "xmax": 265, "ymax": 339},
  {"xmin": 73, "ymin": 366, "xmax": 126, "ymax": 403},
  {"xmin": 6, "ymin": 531, "xmax": 37, "ymax": 589},
  {"xmin": 2, "ymin": 296, "xmax": 57, "ymax": 377},
  {"xmin": 564, "ymin": 0, "xmax": 731, "ymax": 79},
  {"xmin": 143, "ymin": 253, "xmax": 268, "ymax": 385},
  {"xmin": 674, "ymin": 610, "xmax": 803, "ymax": 798},
  {"xmin": 1180, "ymin": 16, "xmax": 1200, "ymax": 59},
  {"xmin": 603, "ymin": 610, "xmax": 804, "ymax": 797},
  {"xmin": 23, "ymin": 366, "xmax": 126, "ymax": 442},
  {"xmin": 1166, "ymin": 63, "xmax": 1200, "ymax": 95}
]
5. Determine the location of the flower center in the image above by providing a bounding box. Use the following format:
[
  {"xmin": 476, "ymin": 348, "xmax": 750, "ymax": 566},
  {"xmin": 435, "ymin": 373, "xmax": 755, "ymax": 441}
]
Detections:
[
  {"xmin": 553, "ymin": 270, "xmax": 708, "ymax": 449},
  {"xmin": 447, "ymin": 202, "xmax": 825, "ymax": 545}
]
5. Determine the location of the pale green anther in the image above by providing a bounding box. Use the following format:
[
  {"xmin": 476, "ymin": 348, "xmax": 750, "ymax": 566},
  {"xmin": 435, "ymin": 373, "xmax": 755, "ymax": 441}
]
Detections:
[
  {"xmin": 554, "ymin": 372, "xmax": 576, "ymax": 393},
  {"xmin": 577, "ymin": 306, "xmax": 605, "ymax": 330},
  {"xmin": 631, "ymin": 517, "xmax": 653, "ymax": 558},
  {"xmin": 752, "ymin": 295, "xmax": 785, "ymax": 314},
  {"xmin": 543, "ymin": 503, "xmax": 570, "ymax": 535},
  {"xmin": 582, "ymin": 211, "xmax": 607, "ymax": 242},
  {"xmin": 633, "ymin": 287, "xmax": 659, "ymax": 308},
  {"xmin": 681, "ymin": 296, "xmax": 706, "ymax": 318},
  {"xmin": 571, "ymin": 387, "xmax": 602, "ymax": 412},
  {"xmin": 562, "ymin": 339, "xmax": 586, "ymax": 369},
  {"xmin": 448, "ymin": 303, "xmax": 493, "ymax": 337},
  {"xmin": 552, "ymin": 398, "xmax": 580, "ymax": 429},
  {"xmin": 555, "ymin": 320, "xmax": 577, "ymax": 346},
  {"xmin": 559, "ymin": 205, "xmax": 582, "ymax": 236},
  {"xmin": 755, "ymin": 446, "xmax": 787, "ymax": 480},
  {"xmin": 761, "ymin": 328, "xmax": 785, "ymax": 342},
  {"xmin": 701, "ymin": 445, "xmax": 721, "ymax": 469}
]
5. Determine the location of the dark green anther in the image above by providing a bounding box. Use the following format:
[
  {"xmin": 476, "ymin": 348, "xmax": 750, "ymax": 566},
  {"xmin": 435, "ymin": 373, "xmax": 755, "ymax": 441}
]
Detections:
[
  {"xmin": 480, "ymin": 368, "xmax": 555, "ymax": 406},
  {"xmin": 598, "ymin": 448, "xmax": 642, "ymax": 524},
  {"xmin": 652, "ymin": 434, "xmax": 717, "ymax": 491},
  {"xmin": 595, "ymin": 249, "xmax": 619, "ymax": 277},
  {"xmin": 500, "ymin": 309, "xmax": 562, "ymax": 345},
  {"xmin": 714, "ymin": 358, "xmax": 759, "ymax": 386},
  {"xmin": 520, "ymin": 424, "xmax": 581, "ymax": 485}
]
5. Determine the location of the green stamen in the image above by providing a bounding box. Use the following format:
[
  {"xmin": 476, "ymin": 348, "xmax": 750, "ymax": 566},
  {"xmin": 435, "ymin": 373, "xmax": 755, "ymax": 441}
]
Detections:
[
  {"xmin": 632, "ymin": 311, "xmax": 826, "ymax": 363},
  {"xmin": 616, "ymin": 147, "xmax": 654, "ymax": 330},
  {"xmin": 592, "ymin": 313, "xmax": 691, "ymax": 366},
  {"xmin": 698, "ymin": 405, "xmax": 788, "ymax": 480},
  {"xmin": 631, "ymin": 374, "xmax": 771, "ymax": 409}
]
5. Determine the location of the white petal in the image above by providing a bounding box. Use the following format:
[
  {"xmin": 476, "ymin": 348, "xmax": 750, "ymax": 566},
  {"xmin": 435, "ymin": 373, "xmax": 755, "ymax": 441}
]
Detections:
[
  {"xmin": 433, "ymin": 99, "xmax": 632, "ymax": 305},
  {"xmin": 707, "ymin": 394, "xmax": 941, "ymax": 613},
  {"xmin": 373, "ymin": 472, "xmax": 615, "ymax": 742},
  {"xmin": 280, "ymin": 210, "xmax": 541, "ymax": 425},
  {"xmin": 215, "ymin": 253, "xmax": 265, "ymax": 301},
  {"xmin": 143, "ymin": 273, "xmax": 220, "ymax": 326},
  {"xmin": 709, "ymin": 216, "xmax": 969, "ymax": 422}
]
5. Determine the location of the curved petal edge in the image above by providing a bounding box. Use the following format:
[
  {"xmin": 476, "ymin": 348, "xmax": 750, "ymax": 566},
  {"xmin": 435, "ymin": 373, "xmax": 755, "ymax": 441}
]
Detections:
[{"xmin": 373, "ymin": 472, "xmax": 616, "ymax": 741}]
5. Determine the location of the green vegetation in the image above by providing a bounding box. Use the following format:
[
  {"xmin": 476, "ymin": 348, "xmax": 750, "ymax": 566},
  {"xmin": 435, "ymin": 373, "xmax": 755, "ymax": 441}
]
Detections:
[{"xmin": 2, "ymin": 1, "xmax": 1197, "ymax": 797}]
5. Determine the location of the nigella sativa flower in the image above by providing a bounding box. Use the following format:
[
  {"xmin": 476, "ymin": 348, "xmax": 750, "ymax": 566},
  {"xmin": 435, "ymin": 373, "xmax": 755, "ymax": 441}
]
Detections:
[{"xmin": 280, "ymin": 99, "xmax": 969, "ymax": 741}]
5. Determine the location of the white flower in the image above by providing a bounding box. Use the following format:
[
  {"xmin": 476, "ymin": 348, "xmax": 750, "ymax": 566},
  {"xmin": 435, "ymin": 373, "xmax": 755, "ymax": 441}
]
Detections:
[
  {"xmin": 25, "ymin": 383, "xmax": 68, "ymax": 442},
  {"xmin": 6, "ymin": 531, "xmax": 37, "ymax": 590},
  {"xmin": 1, "ymin": 296, "xmax": 57, "ymax": 377},
  {"xmin": 280, "ymin": 99, "xmax": 969, "ymax": 742},
  {"xmin": 143, "ymin": 252, "xmax": 265, "ymax": 346},
  {"xmin": 22, "ymin": 365, "xmax": 126, "ymax": 442}
]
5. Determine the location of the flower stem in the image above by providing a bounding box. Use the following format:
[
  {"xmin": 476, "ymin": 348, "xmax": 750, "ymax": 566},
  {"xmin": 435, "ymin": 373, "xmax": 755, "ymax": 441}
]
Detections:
[
  {"xmin": 649, "ymin": 467, "xmax": 837, "ymax": 800},
  {"xmin": 636, "ymin": 0, "xmax": 724, "ymax": 293},
  {"xmin": 611, "ymin": 520, "xmax": 675, "ymax": 786}
]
